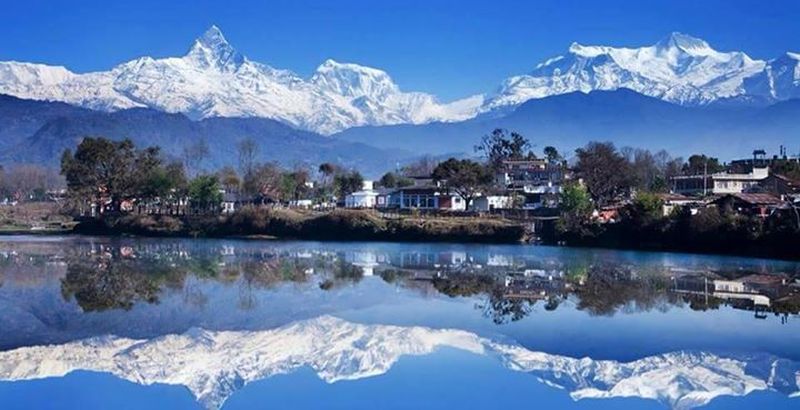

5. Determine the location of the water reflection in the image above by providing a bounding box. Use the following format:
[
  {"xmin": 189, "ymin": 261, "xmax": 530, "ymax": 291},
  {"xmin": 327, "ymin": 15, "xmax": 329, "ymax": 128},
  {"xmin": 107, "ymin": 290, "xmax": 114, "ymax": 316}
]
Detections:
[
  {"xmin": 1, "ymin": 236, "xmax": 799, "ymax": 409},
  {"xmin": 1, "ymin": 316, "xmax": 798, "ymax": 410},
  {"xmin": 2, "ymin": 237, "xmax": 795, "ymax": 322}
]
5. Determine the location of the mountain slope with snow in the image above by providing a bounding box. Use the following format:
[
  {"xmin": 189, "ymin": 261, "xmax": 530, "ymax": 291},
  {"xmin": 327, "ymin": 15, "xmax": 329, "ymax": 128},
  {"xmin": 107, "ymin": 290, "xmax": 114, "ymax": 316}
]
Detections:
[
  {"xmin": 0, "ymin": 26, "xmax": 481, "ymax": 135},
  {"xmin": 0, "ymin": 316, "xmax": 797, "ymax": 409},
  {"xmin": 480, "ymin": 32, "xmax": 784, "ymax": 112},
  {"xmin": 1, "ymin": 29, "xmax": 797, "ymax": 134}
]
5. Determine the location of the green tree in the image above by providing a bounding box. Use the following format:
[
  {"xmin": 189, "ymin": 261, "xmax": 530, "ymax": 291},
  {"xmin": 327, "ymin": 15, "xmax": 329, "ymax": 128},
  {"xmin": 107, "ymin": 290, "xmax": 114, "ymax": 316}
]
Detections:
[
  {"xmin": 379, "ymin": 171, "xmax": 398, "ymax": 188},
  {"xmin": 621, "ymin": 192, "xmax": 664, "ymax": 226},
  {"xmin": 683, "ymin": 154, "xmax": 725, "ymax": 175},
  {"xmin": 432, "ymin": 158, "xmax": 493, "ymax": 209},
  {"xmin": 334, "ymin": 170, "xmax": 364, "ymax": 197},
  {"xmin": 61, "ymin": 137, "xmax": 139, "ymax": 212},
  {"xmin": 281, "ymin": 168, "xmax": 311, "ymax": 201},
  {"xmin": 557, "ymin": 182, "xmax": 593, "ymax": 233},
  {"xmin": 574, "ymin": 142, "xmax": 632, "ymax": 205},
  {"xmin": 543, "ymin": 146, "xmax": 562, "ymax": 163},
  {"xmin": 188, "ymin": 175, "xmax": 222, "ymax": 213}
]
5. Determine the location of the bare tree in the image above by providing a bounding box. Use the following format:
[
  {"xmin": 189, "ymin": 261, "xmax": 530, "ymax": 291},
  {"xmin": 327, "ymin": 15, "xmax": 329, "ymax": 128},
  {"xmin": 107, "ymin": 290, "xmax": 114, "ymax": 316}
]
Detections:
[
  {"xmin": 183, "ymin": 138, "xmax": 210, "ymax": 176},
  {"xmin": 237, "ymin": 137, "xmax": 258, "ymax": 177}
]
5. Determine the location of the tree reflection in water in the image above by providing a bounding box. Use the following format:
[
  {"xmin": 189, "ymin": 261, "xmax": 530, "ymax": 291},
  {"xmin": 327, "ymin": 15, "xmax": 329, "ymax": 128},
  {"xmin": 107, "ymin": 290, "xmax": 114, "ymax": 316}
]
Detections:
[{"xmin": 1, "ymin": 240, "xmax": 790, "ymax": 323}]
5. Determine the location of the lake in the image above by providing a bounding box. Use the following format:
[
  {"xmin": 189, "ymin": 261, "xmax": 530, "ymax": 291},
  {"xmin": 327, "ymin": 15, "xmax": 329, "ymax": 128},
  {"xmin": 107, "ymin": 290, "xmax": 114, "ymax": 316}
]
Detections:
[{"xmin": 0, "ymin": 235, "xmax": 798, "ymax": 409}]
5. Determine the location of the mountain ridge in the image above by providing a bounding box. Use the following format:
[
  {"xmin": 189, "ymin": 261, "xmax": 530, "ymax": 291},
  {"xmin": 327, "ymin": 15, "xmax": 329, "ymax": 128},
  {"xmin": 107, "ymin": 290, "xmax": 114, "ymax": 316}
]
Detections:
[{"xmin": 0, "ymin": 28, "xmax": 797, "ymax": 135}]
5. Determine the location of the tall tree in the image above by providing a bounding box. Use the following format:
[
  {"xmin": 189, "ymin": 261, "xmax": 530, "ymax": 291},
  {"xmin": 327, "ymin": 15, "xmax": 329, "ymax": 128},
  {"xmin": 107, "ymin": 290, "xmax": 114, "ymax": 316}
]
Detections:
[
  {"xmin": 334, "ymin": 170, "xmax": 364, "ymax": 197},
  {"xmin": 183, "ymin": 138, "xmax": 210, "ymax": 176},
  {"xmin": 61, "ymin": 138, "xmax": 138, "ymax": 212},
  {"xmin": 543, "ymin": 146, "xmax": 562, "ymax": 164},
  {"xmin": 188, "ymin": 175, "xmax": 222, "ymax": 213},
  {"xmin": 475, "ymin": 129, "xmax": 535, "ymax": 170},
  {"xmin": 217, "ymin": 166, "xmax": 241, "ymax": 193},
  {"xmin": 557, "ymin": 182, "xmax": 593, "ymax": 233},
  {"xmin": 574, "ymin": 142, "xmax": 632, "ymax": 205},
  {"xmin": 401, "ymin": 156, "xmax": 437, "ymax": 177},
  {"xmin": 243, "ymin": 162, "xmax": 284, "ymax": 200},
  {"xmin": 683, "ymin": 154, "xmax": 724, "ymax": 175},
  {"xmin": 432, "ymin": 158, "xmax": 493, "ymax": 209},
  {"xmin": 237, "ymin": 137, "xmax": 258, "ymax": 177},
  {"xmin": 281, "ymin": 167, "xmax": 311, "ymax": 201}
]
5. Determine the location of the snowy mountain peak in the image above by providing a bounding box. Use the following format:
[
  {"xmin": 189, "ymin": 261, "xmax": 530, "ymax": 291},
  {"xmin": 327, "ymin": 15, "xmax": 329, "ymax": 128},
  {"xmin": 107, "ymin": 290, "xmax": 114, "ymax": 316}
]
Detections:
[
  {"xmin": 567, "ymin": 42, "xmax": 609, "ymax": 57},
  {"xmin": 311, "ymin": 59, "xmax": 398, "ymax": 99},
  {"xmin": 185, "ymin": 25, "xmax": 244, "ymax": 71},
  {"xmin": 656, "ymin": 32, "xmax": 714, "ymax": 55},
  {"xmin": 481, "ymin": 32, "xmax": 779, "ymax": 112}
]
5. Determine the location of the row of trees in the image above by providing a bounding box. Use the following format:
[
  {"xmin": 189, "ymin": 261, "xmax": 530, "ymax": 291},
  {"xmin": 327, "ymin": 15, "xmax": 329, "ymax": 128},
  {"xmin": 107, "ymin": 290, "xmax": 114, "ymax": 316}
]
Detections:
[
  {"xmin": 59, "ymin": 137, "xmax": 370, "ymax": 215},
  {"xmin": 0, "ymin": 164, "xmax": 63, "ymax": 202}
]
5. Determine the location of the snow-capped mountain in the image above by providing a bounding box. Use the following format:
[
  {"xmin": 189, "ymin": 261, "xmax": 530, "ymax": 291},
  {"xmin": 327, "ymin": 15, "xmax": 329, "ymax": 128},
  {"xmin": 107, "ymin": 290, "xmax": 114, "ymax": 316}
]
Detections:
[
  {"xmin": 481, "ymin": 32, "xmax": 797, "ymax": 112},
  {"xmin": 0, "ymin": 26, "xmax": 481, "ymax": 135},
  {"xmin": 0, "ymin": 316, "xmax": 797, "ymax": 410},
  {"xmin": 743, "ymin": 52, "xmax": 800, "ymax": 101},
  {"xmin": 1, "ymin": 29, "xmax": 797, "ymax": 135}
]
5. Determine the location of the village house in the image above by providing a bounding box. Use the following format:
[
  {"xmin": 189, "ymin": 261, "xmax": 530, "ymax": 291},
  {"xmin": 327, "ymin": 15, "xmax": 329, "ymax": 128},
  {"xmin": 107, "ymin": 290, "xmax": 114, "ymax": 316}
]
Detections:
[
  {"xmin": 390, "ymin": 187, "xmax": 466, "ymax": 211},
  {"xmin": 657, "ymin": 193, "xmax": 704, "ymax": 216},
  {"xmin": 671, "ymin": 165, "xmax": 769, "ymax": 196},
  {"xmin": 757, "ymin": 173, "xmax": 800, "ymax": 200},
  {"xmin": 471, "ymin": 195, "xmax": 514, "ymax": 212},
  {"xmin": 495, "ymin": 159, "xmax": 566, "ymax": 208},
  {"xmin": 344, "ymin": 181, "xmax": 380, "ymax": 208},
  {"xmin": 711, "ymin": 192, "xmax": 786, "ymax": 218}
]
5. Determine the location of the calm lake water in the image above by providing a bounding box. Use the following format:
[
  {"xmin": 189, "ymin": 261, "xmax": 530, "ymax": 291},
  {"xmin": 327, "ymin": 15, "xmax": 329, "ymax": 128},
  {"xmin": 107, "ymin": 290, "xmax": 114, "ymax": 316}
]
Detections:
[{"xmin": 0, "ymin": 235, "xmax": 798, "ymax": 409}]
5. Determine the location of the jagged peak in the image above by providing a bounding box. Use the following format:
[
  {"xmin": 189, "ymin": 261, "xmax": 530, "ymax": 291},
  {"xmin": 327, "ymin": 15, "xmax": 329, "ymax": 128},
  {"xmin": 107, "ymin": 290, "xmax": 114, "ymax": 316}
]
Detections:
[{"xmin": 185, "ymin": 25, "xmax": 244, "ymax": 71}]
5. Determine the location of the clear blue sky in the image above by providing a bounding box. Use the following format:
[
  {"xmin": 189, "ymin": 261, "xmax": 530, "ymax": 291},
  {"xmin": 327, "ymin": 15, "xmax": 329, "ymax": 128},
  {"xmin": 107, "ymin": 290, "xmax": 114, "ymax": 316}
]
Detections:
[{"xmin": 1, "ymin": 0, "xmax": 798, "ymax": 100}]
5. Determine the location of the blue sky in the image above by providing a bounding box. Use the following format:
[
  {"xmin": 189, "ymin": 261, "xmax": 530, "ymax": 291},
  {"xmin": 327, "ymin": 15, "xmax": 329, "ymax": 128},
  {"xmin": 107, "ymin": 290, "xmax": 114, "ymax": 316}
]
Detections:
[{"xmin": 1, "ymin": 0, "xmax": 798, "ymax": 100}]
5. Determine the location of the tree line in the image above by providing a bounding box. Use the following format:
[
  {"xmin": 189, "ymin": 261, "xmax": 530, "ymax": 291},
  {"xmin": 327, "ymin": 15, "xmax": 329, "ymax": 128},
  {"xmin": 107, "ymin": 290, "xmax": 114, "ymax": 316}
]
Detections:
[{"xmin": 58, "ymin": 136, "xmax": 370, "ymax": 214}]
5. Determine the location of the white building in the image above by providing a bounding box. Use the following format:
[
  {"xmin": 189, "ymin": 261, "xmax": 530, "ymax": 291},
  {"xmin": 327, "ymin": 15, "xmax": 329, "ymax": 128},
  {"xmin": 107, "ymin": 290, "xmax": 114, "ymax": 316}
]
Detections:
[
  {"xmin": 345, "ymin": 181, "xmax": 379, "ymax": 208},
  {"xmin": 471, "ymin": 195, "xmax": 513, "ymax": 211},
  {"xmin": 672, "ymin": 166, "xmax": 769, "ymax": 196}
]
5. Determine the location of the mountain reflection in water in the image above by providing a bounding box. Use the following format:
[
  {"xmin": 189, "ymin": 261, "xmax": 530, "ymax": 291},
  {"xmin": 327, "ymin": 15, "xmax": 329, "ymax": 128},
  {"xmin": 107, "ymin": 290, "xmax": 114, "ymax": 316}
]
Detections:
[
  {"xmin": 1, "ymin": 316, "xmax": 798, "ymax": 410},
  {"xmin": 0, "ymin": 236, "xmax": 799, "ymax": 409}
]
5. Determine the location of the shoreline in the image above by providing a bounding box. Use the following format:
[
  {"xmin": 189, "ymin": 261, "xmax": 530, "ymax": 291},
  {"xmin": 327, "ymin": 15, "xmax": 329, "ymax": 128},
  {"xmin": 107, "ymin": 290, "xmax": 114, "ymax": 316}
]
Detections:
[{"xmin": 3, "ymin": 222, "xmax": 799, "ymax": 263}]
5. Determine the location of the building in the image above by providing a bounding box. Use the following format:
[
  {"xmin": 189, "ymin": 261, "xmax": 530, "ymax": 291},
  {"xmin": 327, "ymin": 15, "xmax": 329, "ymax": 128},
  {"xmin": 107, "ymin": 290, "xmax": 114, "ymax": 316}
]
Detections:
[
  {"xmin": 711, "ymin": 192, "xmax": 785, "ymax": 217},
  {"xmin": 657, "ymin": 193, "xmax": 704, "ymax": 216},
  {"xmin": 671, "ymin": 166, "xmax": 769, "ymax": 196},
  {"xmin": 758, "ymin": 174, "xmax": 800, "ymax": 199},
  {"xmin": 471, "ymin": 195, "xmax": 514, "ymax": 212},
  {"xmin": 344, "ymin": 181, "xmax": 380, "ymax": 208},
  {"xmin": 393, "ymin": 187, "xmax": 466, "ymax": 211},
  {"xmin": 495, "ymin": 160, "xmax": 566, "ymax": 208}
]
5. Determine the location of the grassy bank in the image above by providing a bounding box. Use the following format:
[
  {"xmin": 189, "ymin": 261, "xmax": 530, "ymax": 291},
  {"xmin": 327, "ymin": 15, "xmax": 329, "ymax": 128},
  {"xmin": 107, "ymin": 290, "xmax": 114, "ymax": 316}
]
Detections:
[
  {"xmin": 74, "ymin": 207, "xmax": 528, "ymax": 243},
  {"xmin": 0, "ymin": 202, "xmax": 75, "ymax": 233}
]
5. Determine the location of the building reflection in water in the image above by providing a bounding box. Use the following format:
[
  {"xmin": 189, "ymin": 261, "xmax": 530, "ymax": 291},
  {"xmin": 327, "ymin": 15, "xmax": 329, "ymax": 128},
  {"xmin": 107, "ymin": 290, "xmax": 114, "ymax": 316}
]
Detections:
[{"xmin": 1, "ymin": 239, "xmax": 798, "ymax": 323}]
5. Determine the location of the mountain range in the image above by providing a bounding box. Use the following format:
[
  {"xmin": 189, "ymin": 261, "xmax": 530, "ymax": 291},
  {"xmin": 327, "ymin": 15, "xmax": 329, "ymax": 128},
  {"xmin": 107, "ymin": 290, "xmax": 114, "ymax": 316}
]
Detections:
[
  {"xmin": 1, "ymin": 27, "xmax": 798, "ymax": 135},
  {"xmin": 0, "ymin": 27, "xmax": 798, "ymax": 170},
  {"xmin": 0, "ymin": 316, "xmax": 797, "ymax": 410}
]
